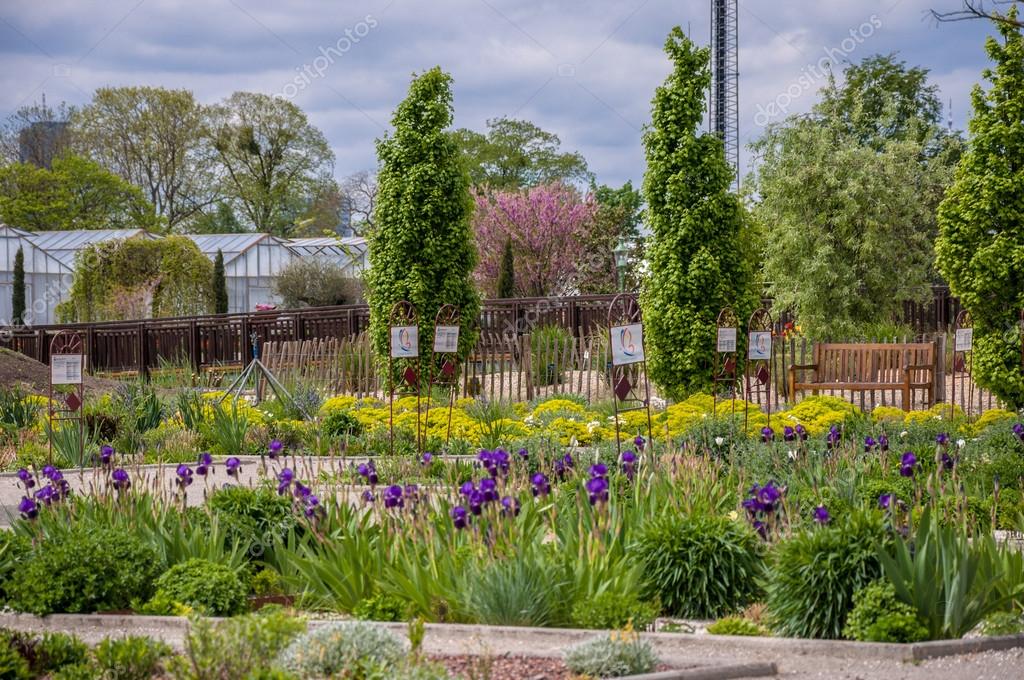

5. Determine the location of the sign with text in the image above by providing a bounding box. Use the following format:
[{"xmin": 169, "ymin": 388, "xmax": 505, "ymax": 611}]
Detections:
[
  {"xmin": 433, "ymin": 325, "xmax": 460, "ymax": 354},
  {"xmin": 610, "ymin": 323, "xmax": 645, "ymax": 366},
  {"xmin": 955, "ymin": 327, "xmax": 974, "ymax": 353},
  {"xmin": 717, "ymin": 327, "xmax": 737, "ymax": 353},
  {"xmin": 51, "ymin": 354, "xmax": 83, "ymax": 385},
  {"xmin": 390, "ymin": 326, "xmax": 419, "ymax": 358},
  {"xmin": 748, "ymin": 331, "xmax": 772, "ymax": 361}
]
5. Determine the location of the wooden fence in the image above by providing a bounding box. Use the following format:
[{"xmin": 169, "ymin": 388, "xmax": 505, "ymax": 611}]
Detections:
[{"xmin": 260, "ymin": 330, "xmax": 1003, "ymax": 414}]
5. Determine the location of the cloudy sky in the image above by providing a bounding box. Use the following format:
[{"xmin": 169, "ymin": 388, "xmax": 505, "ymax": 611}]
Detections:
[{"xmin": 0, "ymin": 0, "xmax": 996, "ymax": 188}]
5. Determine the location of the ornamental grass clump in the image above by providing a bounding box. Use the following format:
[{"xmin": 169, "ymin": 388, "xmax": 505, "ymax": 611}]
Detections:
[
  {"xmin": 634, "ymin": 511, "xmax": 764, "ymax": 619},
  {"xmin": 563, "ymin": 627, "xmax": 658, "ymax": 678},
  {"xmin": 277, "ymin": 621, "xmax": 407, "ymax": 678}
]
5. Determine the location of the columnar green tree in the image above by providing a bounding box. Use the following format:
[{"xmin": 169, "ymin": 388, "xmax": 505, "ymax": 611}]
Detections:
[
  {"xmin": 640, "ymin": 28, "xmax": 755, "ymax": 399},
  {"xmin": 367, "ymin": 68, "xmax": 480, "ymax": 372},
  {"xmin": 936, "ymin": 10, "xmax": 1024, "ymax": 408},
  {"xmin": 11, "ymin": 247, "xmax": 25, "ymax": 326},
  {"xmin": 497, "ymin": 237, "xmax": 515, "ymax": 298},
  {"xmin": 213, "ymin": 249, "xmax": 229, "ymax": 314}
]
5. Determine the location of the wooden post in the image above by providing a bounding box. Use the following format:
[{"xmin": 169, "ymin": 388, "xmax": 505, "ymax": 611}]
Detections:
[
  {"xmin": 522, "ymin": 332, "xmax": 533, "ymax": 401},
  {"xmin": 35, "ymin": 328, "xmax": 44, "ymax": 363},
  {"xmin": 85, "ymin": 326, "xmax": 96, "ymax": 375},
  {"xmin": 935, "ymin": 333, "xmax": 946, "ymax": 403},
  {"xmin": 189, "ymin": 320, "xmax": 201, "ymax": 375},
  {"xmin": 137, "ymin": 322, "xmax": 149, "ymax": 380}
]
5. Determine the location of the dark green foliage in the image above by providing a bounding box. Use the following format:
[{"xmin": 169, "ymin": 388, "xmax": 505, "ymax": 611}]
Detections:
[
  {"xmin": 213, "ymin": 249, "xmax": 229, "ymax": 314},
  {"xmin": 634, "ymin": 512, "xmax": 764, "ymax": 619},
  {"xmin": 0, "ymin": 642, "xmax": 30, "ymax": 680},
  {"xmin": 94, "ymin": 635, "xmax": 171, "ymax": 680},
  {"xmin": 0, "ymin": 531, "xmax": 30, "ymax": 602},
  {"xmin": 7, "ymin": 527, "xmax": 160, "ymax": 615},
  {"xmin": 706, "ymin": 616, "xmax": 768, "ymax": 636},
  {"xmin": 497, "ymin": 236, "xmax": 515, "ymax": 298},
  {"xmin": 570, "ymin": 591, "xmax": 659, "ymax": 631},
  {"xmin": 354, "ymin": 592, "xmax": 408, "ymax": 622},
  {"xmin": 640, "ymin": 28, "xmax": 755, "ymax": 398},
  {"xmin": 530, "ymin": 325, "xmax": 573, "ymax": 387},
  {"xmin": 205, "ymin": 485, "xmax": 297, "ymax": 558},
  {"xmin": 843, "ymin": 581, "xmax": 928, "ymax": 642},
  {"xmin": 367, "ymin": 67, "xmax": 480, "ymax": 376},
  {"xmin": 322, "ymin": 409, "xmax": 363, "ymax": 438},
  {"xmin": 764, "ymin": 512, "xmax": 887, "ymax": 639},
  {"xmin": 150, "ymin": 558, "xmax": 248, "ymax": 616},
  {"xmin": 0, "ymin": 629, "xmax": 88, "ymax": 676},
  {"xmin": 935, "ymin": 11, "xmax": 1024, "ymax": 409},
  {"xmin": 11, "ymin": 247, "xmax": 24, "ymax": 326}
]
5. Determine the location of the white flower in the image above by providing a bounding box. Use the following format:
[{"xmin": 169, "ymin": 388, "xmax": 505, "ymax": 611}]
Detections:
[
  {"xmin": 788, "ymin": 450, "xmax": 797, "ymax": 460},
  {"xmin": 933, "ymin": 415, "xmax": 942, "ymax": 421},
  {"xmin": 524, "ymin": 415, "xmax": 537, "ymax": 426},
  {"xmin": 702, "ymin": 413, "xmax": 708, "ymax": 419},
  {"xmin": 728, "ymin": 510, "xmax": 739, "ymax": 521},
  {"xmin": 957, "ymin": 439, "xmax": 966, "ymax": 449},
  {"xmin": 899, "ymin": 431, "xmax": 909, "ymax": 439},
  {"xmin": 714, "ymin": 437, "xmax": 725, "ymax": 447},
  {"xmin": 587, "ymin": 421, "xmax": 601, "ymax": 433},
  {"xmin": 650, "ymin": 397, "xmax": 667, "ymax": 410}
]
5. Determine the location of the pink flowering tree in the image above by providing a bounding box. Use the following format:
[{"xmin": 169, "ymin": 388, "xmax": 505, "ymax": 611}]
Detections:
[{"xmin": 473, "ymin": 182, "xmax": 601, "ymax": 297}]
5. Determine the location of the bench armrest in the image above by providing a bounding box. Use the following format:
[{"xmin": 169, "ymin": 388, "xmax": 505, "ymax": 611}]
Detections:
[{"xmin": 905, "ymin": 363, "xmax": 935, "ymax": 371}]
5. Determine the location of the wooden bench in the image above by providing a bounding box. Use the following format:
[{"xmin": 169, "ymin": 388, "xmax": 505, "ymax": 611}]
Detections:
[{"xmin": 788, "ymin": 342, "xmax": 937, "ymax": 411}]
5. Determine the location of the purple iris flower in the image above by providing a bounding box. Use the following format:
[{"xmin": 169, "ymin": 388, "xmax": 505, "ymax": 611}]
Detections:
[
  {"xmin": 303, "ymin": 495, "xmax": 320, "ymax": 518},
  {"xmin": 941, "ymin": 452, "xmax": 956, "ymax": 471},
  {"xmin": 421, "ymin": 452, "xmax": 433, "ymax": 465},
  {"xmin": 34, "ymin": 486, "xmax": 54, "ymax": 506},
  {"xmin": 1013, "ymin": 423, "xmax": 1024, "ymax": 442},
  {"xmin": 111, "ymin": 468, "xmax": 130, "ymax": 491},
  {"xmin": 460, "ymin": 481, "xmax": 476, "ymax": 497},
  {"xmin": 15, "ymin": 468, "xmax": 34, "ymax": 490},
  {"xmin": 761, "ymin": 426, "xmax": 774, "ymax": 443},
  {"xmin": 42, "ymin": 465, "xmax": 57, "ymax": 480},
  {"xmin": 530, "ymin": 472, "xmax": 550, "ymax": 497},
  {"xmin": 589, "ymin": 463, "xmax": 608, "ymax": 478},
  {"xmin": 361, "ymin": 490, "xmax": 375, "ymax": 504},
  {"xmin": 404, "ymin": 484, "xmax": 420, "ymax": 501},
  {"xmin": 899, "ymin": 452, "xmax": 917, "ymax": 478},
  {"xmin": 18, "ymin": 497, "xmax": 37, "ymax": 520},
  {"xmin": 293, "ymin": 482, "xmax": 312, "ymax": 499},
  {"xmin": 879, "ymin": 493, "xmax": 893, "ymax": 510},
  {"xmin": 878, "ymin": 433, "xmax": 889, "ymax": 452},
  {"xmin": 554, "ymin": 453, "xmax": 574, "ymax": 479},
  {"xmin": 783, "ymin": 426, "xmax": 795, "ymax": 442},
  {"xmin": 826, "ymin": 425, "xmax": 841, "ymax": 449},
  {"xmin": 468, "ymin": 490, "xmax": 484, "ymax": 515},
  {"xmin": 99, "ymin": 445, "xmax": 114, "ymax": 466},
  {"xmin": 813, "ymin": 505, "xmax": 831, "ymax": 525},
  {"xmin": 517, "ymin": 448, "xmax": 529, "ymax": 460},
  {"xmin": 501, "ymin": 496, "xmax": 521, "ymax": 516},
  {"xmin": 268, "ymin": 439, "xmax": 284, "ymax": 459},
  {"xmin": 383, "ymin": 484, "xmax": 404, "ymax": 509},
  {"xmin": 585, "ymin": 476, "xmax": 609, "ymax": 505},
  {"xmin": 864, "ymin": 436, "xmax": 876, "ymax": 452},
  {"xmin": 451, "ymin": 505, "xmax": 468, "ymax": 529},
  {"xmin": 225, "ymin": 457, "xmax": 241, "ymax": 477},
  {"xmin": 176, "ymin": 464, "xmax": 194, "ymax": 488},
  {"xmin": 634, "ymin": 435, "xmax": 646, "ymax": 451},
  {"xmin": 356, "ymin": 462, "xmax": 378, "ymax": 485},
  {"xmin": 479, "ymin": 478, "xmax": 497, "ymax": 502},
  {"xmin": 752, "ymin": 520, "xmax": 768, "ymax": 540},
  {"xmin": 621, "ymin": 450, "xmax": 637, "ymax": 479},
  {"xmin": 198, "ymin": 452, "xmax": 213, "ymax": 467},
  {"xmin": 936, "ymin": 433, "xmax": 949, "ymax": 446},
  {"xmin": 795, "ymin": 424, "xmax": 808, "ymax": 441},
  {"xmin": 276, "ymin": 468, "xmax": 294, "ymax": 495}
]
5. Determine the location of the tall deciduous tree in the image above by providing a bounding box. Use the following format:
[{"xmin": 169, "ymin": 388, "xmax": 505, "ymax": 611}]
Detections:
[
  {"xmin": 209, "ymin": 92, "xmax": 335, "ymax": 237},
  {"xmin": 640, "ymin": 28, "xmax": 756, "ymax": 399},
  {"xmin": 367, "ymin": 68, "xmax": 480, "ymax": 368},
  {"xmin": 472, "ymin": 183, "xmax": 600, "ymax": 297},
  {"xmin": 72, "ymin": 87, "xmax": 213, "ymax": 229},
  {"xmin": 213, "ymin": 250, "xmax": 229, "ymax": 314},
  {"xmin": 0, "ymin": 155, "xmax": 161, "ymax": 232},
  {"xmin": 11, "ymin": 247, "xmax": 25, "ymax": 326},
  {"xmin": 497, "ymin": 237, "xmax": 515, "ymax": 298},
  {"xmin": 453, "ymin": 117, "xmax": 592, "ymax": 190},
  {"xmin": 936, "ymin": 9, "xmax": 1024, "ymax": 408}
]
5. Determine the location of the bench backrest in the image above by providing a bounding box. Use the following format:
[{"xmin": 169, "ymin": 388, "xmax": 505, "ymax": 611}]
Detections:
[{"xmin": 812, "ymin": 343, "xmax": 935, "ymax": 384}]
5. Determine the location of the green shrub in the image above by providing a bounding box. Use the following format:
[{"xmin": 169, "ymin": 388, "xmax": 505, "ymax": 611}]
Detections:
[
  {"xmin": 51, "ymin": 662, "xmax": 98, "ymax": 680},
  {"xmin": 277, "ymin": 621, "xmax": 407, "ymax": 678},
  {"xmin": 0, "ymin": 642, "xmax": 30, "ymax": 680},
  {"xmin": 634, "ymin": 512, "xmax": 764, "ymax": 619},
  {"xmin": 570, "ymin": 591, "xmax": 659, "ymax": 631},
  {"xmin": 980, "ymin": 611, "xmax": 1024, "ymax": 636},
  {"xmin": 843, "ymin": 581, "xmax": 928, "ymax": 643},
  {"xmin": 251, "ymin": 568, "xmax": 284, "ymax": 597},
  {"xmin": 150, "ymin": 559, "xmax": 247, "ymax": 616},
  {"xmin": 706, "ymin": 616, "xmax": 769, "ymax": 637},
  {"xmin": 168, "ymin": 609, "xmax": 306, "ymax": 680},
  {"xmin": 322, "ymin": 409, "xmax": 363, "ymax": 437},
  {"xmin": 94, "ymin": 636, "xmax": 172, "ymax": 680},
  {"xmin": 764, "ymin": 511, "xmax": 887, "ymax": 639},
  {"xmin": 354, "ymin": 592, "xmax": 408, "ymax": 622},
  {"xmin": 7, "ymin": 527, "xmax": 160, "ymax": 615},
  {"xmin": 0, "ymin": 629, "xmax": 88, "ymax": 676},
  {"xmin": 563, "ymin": 631, "xmax": 659, "ymax": 678},
  {"xmin": 530, "ymin": 326, "xmax": 573, "ymax": 387},
  {"xmin": 205, "ymin": 486, "xmax": 297, "ymax": 559}
]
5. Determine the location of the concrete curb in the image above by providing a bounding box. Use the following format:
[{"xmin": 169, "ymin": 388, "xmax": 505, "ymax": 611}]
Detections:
[{"xmin": 619, "ymin": 663, "xmax": 778, "ymax": 680}]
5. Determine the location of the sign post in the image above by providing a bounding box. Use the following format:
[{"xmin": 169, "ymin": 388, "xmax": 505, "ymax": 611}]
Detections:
[
  {"xmin": 388, "ymin": 301, "xmax": 421, "ymax": 455},
  {"xmin": 426, "ymin": 304, "xmax": 461, "ymax": 447},
  {"xmin": 713, "ymin": 307, "xmax": 740, "ymax": 418},
  {"xmin": 607, "ymin": 294, "xmax": 653, "ymax": 457},
  {"xmin": 951, "ymin": 310, "xmax": 973, "ymax": 420},
  {"xmin": 48, "ymin": 330, "xmax": 85, "ymax": 466},
  {"xmin": 744, "ymin": 308, "xmax": 774, "ymax": 434}
]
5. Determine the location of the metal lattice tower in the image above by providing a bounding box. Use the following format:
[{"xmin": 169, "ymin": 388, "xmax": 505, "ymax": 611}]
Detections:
[{"xmin": 710, "ymin": 0, "xmax": 739, "ymax": 188}]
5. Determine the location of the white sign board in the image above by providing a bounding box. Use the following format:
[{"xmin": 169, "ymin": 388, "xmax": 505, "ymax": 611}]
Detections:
[
  {"xmin": 390, "ymin": 326, "xmax": 419, "ymax": 358},
  {"xmin": 748, "ymin": 331, "xmax": 772, "ymax": 360},
  {"xmin": 51, "ymin": 354, "xmax": 83, "ymax": 385},
  {"xmin": 955, "ymin": 327, "xmax": 974, "ymax": 353},
  {"xmin": 610, "ymin": 323, "xmax": 644, "ymax": 366},
  {"xmin": 717, "ymin": 327, "xmax": 737, "ymax": 353},
  {"xmin": 433, "ymin": 325, "xmax": 460, "ymax": 353}
]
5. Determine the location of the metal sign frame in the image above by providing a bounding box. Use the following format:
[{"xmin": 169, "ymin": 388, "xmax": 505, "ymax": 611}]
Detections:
[
  {"xmin": 388, "ymin": 300, "xmax": 421, "ymax": 456},
  {"xmin": 48, "ymin": 330, "xmax": 85, "ymax": 466},
  {"xmin": 713, "ymin": 307, "xmax": 741, "ymax": 418},
  {"xmin": 951, "ymin": 309, "xmax": 973, "ymax": 420},
  {"xmin": 606, "ymin": 293, "xmax": 653, "ymax": 457},
  {"xmin": 744, "ymin": 308, "xmax": 774, "ymax": 433},
  {"xmin": 426, "ymin": 304, "xmax": 461, "ymax": 448}
]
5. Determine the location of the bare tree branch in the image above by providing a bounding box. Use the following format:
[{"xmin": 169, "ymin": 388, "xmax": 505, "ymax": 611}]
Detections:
[{"xmin": 930, "ymin": 1, "xmax": 1024, "ymax": 29}]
